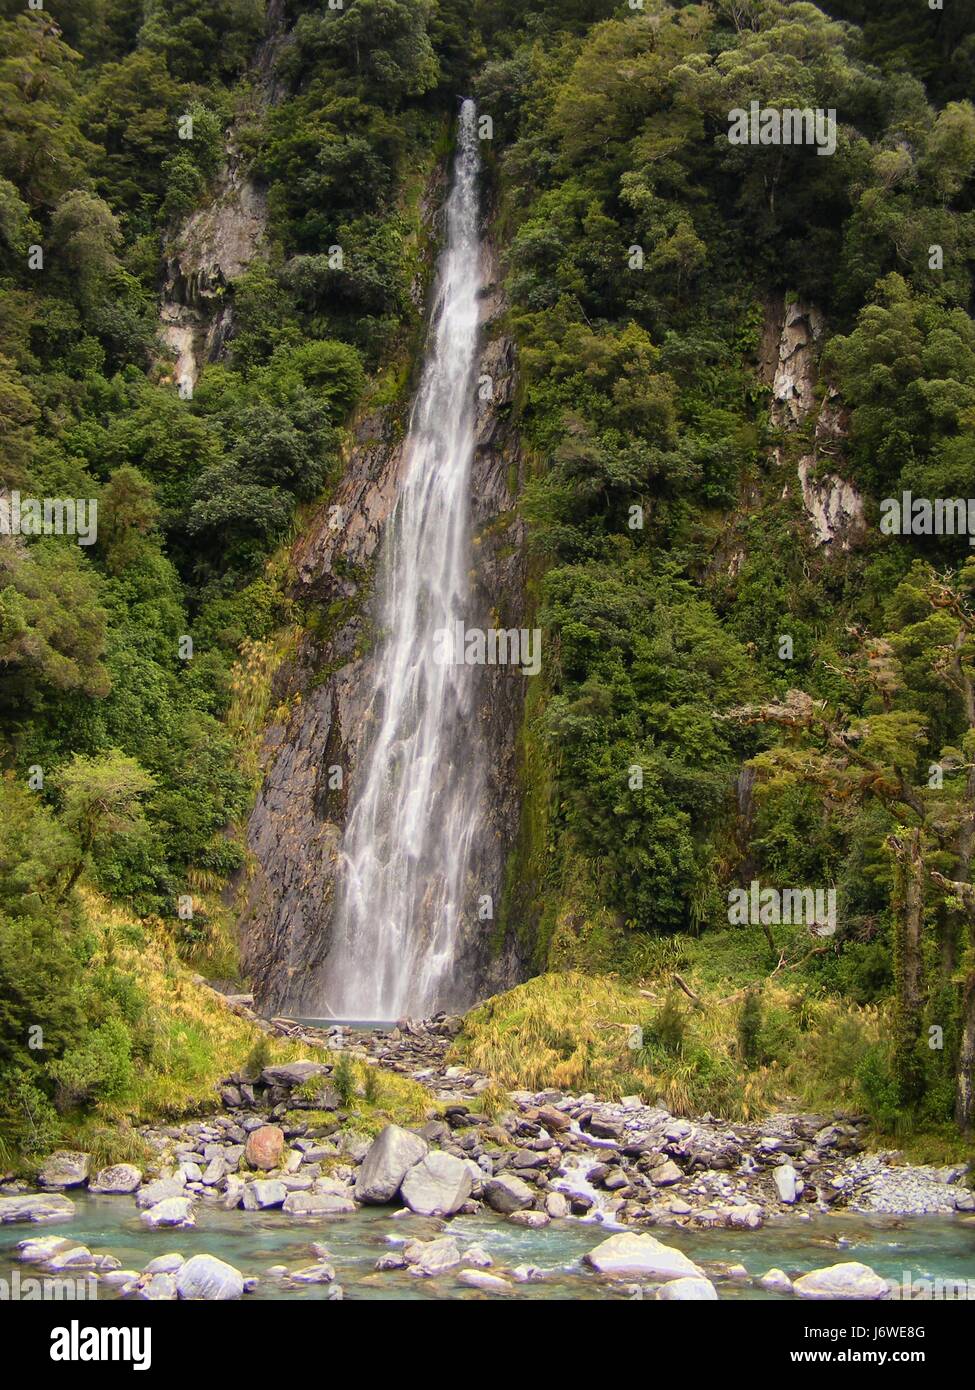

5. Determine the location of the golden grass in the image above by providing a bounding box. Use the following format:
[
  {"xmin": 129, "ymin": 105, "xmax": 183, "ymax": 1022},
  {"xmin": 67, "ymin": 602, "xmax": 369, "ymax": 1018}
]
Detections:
[{"xmin": 453, "ymin": 968, "xmax": 885, "ymax": 1122}]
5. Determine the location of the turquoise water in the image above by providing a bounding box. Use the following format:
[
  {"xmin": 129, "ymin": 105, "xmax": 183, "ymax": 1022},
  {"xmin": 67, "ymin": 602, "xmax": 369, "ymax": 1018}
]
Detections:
[{"xmin": 3, "ymin": 1197, "xmax": 974, "ymax": 1299}]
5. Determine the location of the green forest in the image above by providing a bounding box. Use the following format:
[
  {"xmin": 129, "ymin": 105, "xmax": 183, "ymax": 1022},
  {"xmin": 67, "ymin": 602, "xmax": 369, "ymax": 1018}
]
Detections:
[{"xmin": 2, "ymin": 0, "xmax": 975, "ymax": 1173}]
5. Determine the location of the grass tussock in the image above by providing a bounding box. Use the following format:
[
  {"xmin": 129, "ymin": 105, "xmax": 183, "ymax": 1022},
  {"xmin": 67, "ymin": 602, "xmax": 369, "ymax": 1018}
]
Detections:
[{"xmin": 453, "ymin": 968, "xmax": 886, "ymax": 1123}]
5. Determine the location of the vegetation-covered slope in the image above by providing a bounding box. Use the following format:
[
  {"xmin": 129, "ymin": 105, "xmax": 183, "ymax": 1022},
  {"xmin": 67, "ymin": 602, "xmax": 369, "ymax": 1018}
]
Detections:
[{"xmin": 1, "ymin": 0, "xmax": 975, "ymax": 1163}]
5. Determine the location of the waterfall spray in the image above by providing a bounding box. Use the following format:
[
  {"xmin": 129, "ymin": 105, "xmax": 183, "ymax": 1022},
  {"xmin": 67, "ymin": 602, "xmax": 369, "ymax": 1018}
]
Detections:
[{"xmin": 313, "ymin": 100, "xmax": 485, "ymax": 1020}]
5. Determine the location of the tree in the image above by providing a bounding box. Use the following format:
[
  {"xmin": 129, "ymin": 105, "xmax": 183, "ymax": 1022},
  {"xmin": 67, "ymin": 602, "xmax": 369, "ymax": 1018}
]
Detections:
[{"xmin": 57, "ymin": 750, "xmax": 155, "ymax": 899}]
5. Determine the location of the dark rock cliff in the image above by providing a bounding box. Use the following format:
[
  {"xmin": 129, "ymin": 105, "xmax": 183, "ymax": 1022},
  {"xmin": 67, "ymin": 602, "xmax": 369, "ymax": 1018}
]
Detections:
[{"xmin": 239, "ymin": 240, "xmax": 530, "ymax": 1017}]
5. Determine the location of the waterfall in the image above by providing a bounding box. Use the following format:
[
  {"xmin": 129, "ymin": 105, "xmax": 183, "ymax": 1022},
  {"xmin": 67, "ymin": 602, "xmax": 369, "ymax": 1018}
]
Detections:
[{"xmin": 314, "ymin": 100, "xmax": 485, "ymax": 1021}]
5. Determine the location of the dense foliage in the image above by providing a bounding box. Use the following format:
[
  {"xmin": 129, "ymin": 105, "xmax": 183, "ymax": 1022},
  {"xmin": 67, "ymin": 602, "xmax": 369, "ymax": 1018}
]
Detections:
[{"xmin": 1, "ymin": 0, "xmax": 975, "ymax": 1155}]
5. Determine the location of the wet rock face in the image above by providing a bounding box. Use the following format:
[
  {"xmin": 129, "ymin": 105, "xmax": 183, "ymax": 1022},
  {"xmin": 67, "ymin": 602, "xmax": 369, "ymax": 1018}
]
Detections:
[
  {"xmin": 159, "ymin": 159, "xmax": 267, "ymax": 391},
  {"xmin": 240, "ymin": 251, "xmax": 530, "ymax": 1016},
  {"xmin": 760, "ymin": 295, "xmax": 866, "ymax": 550}
]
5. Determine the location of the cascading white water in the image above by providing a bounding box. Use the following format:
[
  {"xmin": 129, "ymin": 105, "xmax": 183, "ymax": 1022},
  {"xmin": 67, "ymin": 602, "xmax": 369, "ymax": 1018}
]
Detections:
[{"xmin": 315, "ymin": 100, "xmax": 485, "ymax": 1021}]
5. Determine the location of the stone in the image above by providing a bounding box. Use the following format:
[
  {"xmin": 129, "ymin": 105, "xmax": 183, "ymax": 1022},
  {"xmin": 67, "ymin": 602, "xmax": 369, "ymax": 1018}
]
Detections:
[
  {"xmin": 537, "ymin": 1106, "xmax": 572, "ymax": 1133},
  {"xmin": 289, "ymin": 1263, "xmax": 335, "ymax": 1284},
  {"xmin": 508, "ymin": 1209, "xmax": 549, "ymax": 1229},
  {"xmin": 45, "ymin": 1245, "xmax": 95, "ymax": 1271},
  {"xmin": 37, "ymin": 1151, "xmax": 89, "ymax": 1190},
  {"xmin": 102, "ymin": 1270, "xmax": 140, "ymax": 1287},
  {"xmin": 245, "ymin": 1124, "xmax": 285, "ymax": 1170},
  {"xmin": 135, "ymin": 1176, "xmax": 185, "ymax": 1209},
  {"xmin": 0, "ymin": 1193, "xmax": 74, "ymax": 1224},
  {"xmin": 758, "ymin": 1268, "xmax": 794, "ymax": 1294},
  {"xmin": 176, "ymin": 1254, "xmax": 244, "ymax": 1300},
  {"xmin": 354, "ymin": 1125, "xmax": 428, "ymax": 1204},
  {"xmin": 132, "ymin": 1273, "xmax": 178, "ymax": 1300},
  {"xmin": 794, "ymin": 1261, "xmax": 889, "ymax": 1300},
  {"xmin": 376, "ymin": 1252, "xmax": 407, "ymax": 1271},
  {"xmin": 458, "ymin": 1269, "xmax": 512, "ymax": 1294},
  {"xmin": 655, "ymin": 1276, "xmax": 718, "ymax": 1301},
  {"xmin": 401, "ymin": 1151, "xmax": 472, "ymax": 1217},
  {"xmin": 143, "ymin": 1253, "xmax": 184, "ymax": 1275},
  {"xmin": 723, "ymin": 1202, "xmax": 764, "ymax": 1230},
  {"xmin": 405, "ymin": 1236, "xmax": 462, "ymax": 1277},
  {"xmin": 773, "ymin": 1163, "xmax": 798, "ymax": 1204},
  {"xmin": 202, "ymin": 1156, "xmax": 229, "ymax": 1186},
  {"xmin": 282, "ymin": 1191, "xmax": 355, "ymax": 1216},
  {"xmin": 584, "ymin": 1232, "xmax": 704, "ymax": 1280},
  {"xmin": 90, "ymin": 1163, "xmax": 143, "ymax": 1195},
  {"xmin": 260, "ymin": 1061, "xmax": 331, "ymax": 1088},
  {"xmin": 483, "ymin": 1174, "xmax": 534, "ymax": 1214},
  {"xmin": 242, "ymin": 1179, "xmax": 287, "ymax": 1210},
  {"xmin": 16, "ymin": 1235, "xmax": 75, "ymax": 1263},
  {"xmin": 545, "ymin": 1191, "xmax": 569, "ymax": 1219},
  {"xmin": 463, "ymin": 1244, "xmax": 493, "ymax": 1268},
  {"xmin": 141, "ymin": 1197, "xmax": 195, "ymax": 1229},
  {"xmin": 650, "ymin": 1160, "xmax": 683, "ymax": 1187}
]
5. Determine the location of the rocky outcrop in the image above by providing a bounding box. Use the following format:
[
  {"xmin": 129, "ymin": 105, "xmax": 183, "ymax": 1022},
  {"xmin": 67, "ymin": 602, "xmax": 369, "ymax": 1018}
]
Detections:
[
  {"xmin": 239, "ymin": 237, "xmax": 529, "ymax": 1016},
  {"xmin": 761, "ymin": 296, "xmax": 866, "ymax": 550},
  {"xmin": 159, "ymin": 156, "xmax": 267, "ymax": 392}
]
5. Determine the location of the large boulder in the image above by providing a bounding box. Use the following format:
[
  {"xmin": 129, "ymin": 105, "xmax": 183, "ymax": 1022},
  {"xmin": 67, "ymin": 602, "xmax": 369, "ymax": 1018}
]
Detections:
[
  {"xmin": 482, "ymin": 1174, "xmax": 534, "ymax": 1214},
  {"xmin": 135, "ymin": 1176, "xmax": 185, "ymax": 1210},
  {"xmin": 404, "ymin": 1236, "xmax": 462, "ymax": 1277},
  {"xmin": 793, "ymin": 1262, "xmax": 889, "ymax": 1300},
  {"xmin": 259, "ymin": 1062, "xmax": 330, "ymax": 1089},
  {"xmin": 0, "ymin": 1194, "xmax": 74, "ymax": 1224},
  {"xmin": 401, "ymin": 1152, "xmax": 472, "ymax": 1217},
  {"xmin": 141, "ymin": 1197, "xmax": 195, "ymax": 1229},
  {"xmin": 584, "ymin": 1232, "xmax": 704, "ymax": 1280},
  {"xmin": 245, "ymin": 1125, "xmax": 285, "ymax": 1170},
  {"xmin": 16, "ymin": 1235, "xmax": 76, "ymax": 1263},
  {"xmin": 242, "ymin": 1179, "xmax": 286, "ymax": 1210},
  {"xmin": 90, "ymin": 1164, "xmax": 142, "ymax": 1195},
  {"xmin": 38, "ymin": 1151, "xmax": 89, "ymax": 1190},
  {"xmin": 282, "ymin": 1191, "xmax": 355, "ymax": 1216},
  {"xmin": 175, "ymin": 1254, "xmax": 244, "ymax": 1300},
  {"xmin": 773, "ymin": 1164, "xmax": 798, "ymax": 1204},
  {"xmin": 649, "ymin": 1160, "xmax": 683, "ymax": 1187},
  {"xmin": 354, "ymin": 1125, "xmax": 428, "ymax": 1204}
]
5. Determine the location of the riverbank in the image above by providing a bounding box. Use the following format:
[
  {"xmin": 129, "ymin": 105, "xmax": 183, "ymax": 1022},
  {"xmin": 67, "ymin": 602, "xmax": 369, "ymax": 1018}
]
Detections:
[{"xmin": 3, "ymin": 1004, "xmax": 973, "ymax": 1300}]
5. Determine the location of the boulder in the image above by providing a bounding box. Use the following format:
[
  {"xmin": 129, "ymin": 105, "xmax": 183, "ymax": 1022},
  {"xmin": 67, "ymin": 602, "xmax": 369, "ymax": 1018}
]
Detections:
[
  {"xmin": 38, "ymin": 1151, "xmax": 89, "ymax": 1190},
  {"xmin": 45, "ymin": 1245, "xmax": 95, "ymax": 1272},
  {"xmin": 132, "ymin": 1272, "xmax": 178, "ymax": 1300},
  {"xmin": 793, "ymin": 1261, "xmax": 889, "ymax": 1300},
  {"xmin": 141, "ymin": 1197, "xmax": 195, "ymax": 1229},
  {"xmin": 405, "ymin": 1236, "xmax": 462, "ymax": 1277},
  {"xmin": 143, "ymin": 1253, "xmax": 184, "ymax": 1275},
  {"xmin": 482, "ymin": 1174, "xmax": 534, "ymax": 1214},
  {"xmin": 90, "ymin": 1164, "xmax": 142, "ymax": 1195},
  {"xmin": 650, "ymin": 1160, "xmax": 684, "ymax": 1187},
  {"xmin": 401, "ymin": 1151, "xmax": 472, "ymax": 1217},
  {"xmin": 244, "ymin": 1125, "xmax": 285, "ymax": 1170},
  {"xmin": 457, "ymin": 1269, "xmax": 512, "ymax": 1294},
  {"xmin": 135, "ymin": 1176, "xmax": 185, "ymax": 1210},
  {"xmin": 758, "ymin": 1268, "xmax": 794, "ymax": 1294},
  {"xmin": 16, "ymin": 1235, "xmax": 76, "ymax": 1264},
  {"xmin": 259, "ymin": 1061, "xmax": 331, "ymax": 1089},
  {"xmin": 241, "ymin": 1179, "xmax": 286, "ymax": 1210},
  {"xmin": 354, "ymin": 1124, "xmax": 428, "ymax": 1204},
  {"xmin": 282, "ymin": 1191, "xmax": 355, "ymax": 1216},
  {"xmin": 175, "ymin": 1254, "xmax": 244, "ymax": 1300},
  {"xmin": 655, "ymin": 1276, "xmax": 718, "ymax": 1301},
  {"xmin": 0, "ymin": 1193, "xmax": 74, "ymax": 1224},
  {"xmin": 545, "ymin": 1191, "xmax": 569, "ymax": 1219},
  {"xmin": 584, "ymin": 1232, "xmax": 704, "ymax": 1280},
  {"xmin": 289, "ymin": 1263, "xmax": 335, "ymax": 1283},
  {"xmin": 773, "ymin": 1164, "xmax": 798, "ymax": 1204}
]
